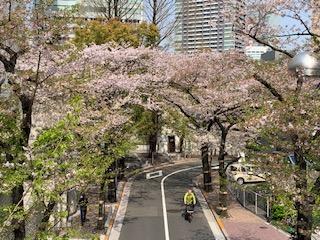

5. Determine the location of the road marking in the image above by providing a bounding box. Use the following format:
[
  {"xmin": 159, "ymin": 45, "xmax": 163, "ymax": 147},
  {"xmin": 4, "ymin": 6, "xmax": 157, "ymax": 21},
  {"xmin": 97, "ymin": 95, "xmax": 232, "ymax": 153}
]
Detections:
[
  {"xmin": 146, "ymin": 170, "xmax": 163, "ymax": 179},
  {"xmin": 109, "ymin": 181, "xmax": 133, "ymax": 240},
  {"xmin": 161, "ymin": 165, "xmax": 202, "ymax": 240},
  {"xmin": 161, "ymin": 164, "xmax": 223, "ymax": 240},
  {"xmin": 193, "ymin": 187, "xmax": 227, "ymax": 240}
]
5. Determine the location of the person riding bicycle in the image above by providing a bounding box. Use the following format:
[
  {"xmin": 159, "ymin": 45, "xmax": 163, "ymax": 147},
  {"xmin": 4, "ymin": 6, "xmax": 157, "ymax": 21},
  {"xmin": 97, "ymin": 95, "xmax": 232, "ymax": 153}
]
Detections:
[{"xmin": 184, "ymin": 189, "xmax": 196, "ymax": 211}]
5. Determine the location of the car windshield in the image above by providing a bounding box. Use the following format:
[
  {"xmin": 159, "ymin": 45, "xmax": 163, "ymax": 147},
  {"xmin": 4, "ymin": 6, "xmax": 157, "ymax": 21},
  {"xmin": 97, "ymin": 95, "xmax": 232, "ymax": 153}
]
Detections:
[{"xmin": 247, "ymin": 166, "xmax": 255, "ymax": 172}]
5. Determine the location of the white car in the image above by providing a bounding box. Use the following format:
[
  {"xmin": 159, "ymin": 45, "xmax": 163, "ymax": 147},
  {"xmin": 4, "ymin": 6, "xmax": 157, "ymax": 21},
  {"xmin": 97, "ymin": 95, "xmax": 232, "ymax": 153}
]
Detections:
[{"xmin": 226, "ymin": 163, "xmax": 266, "ymax": 185}]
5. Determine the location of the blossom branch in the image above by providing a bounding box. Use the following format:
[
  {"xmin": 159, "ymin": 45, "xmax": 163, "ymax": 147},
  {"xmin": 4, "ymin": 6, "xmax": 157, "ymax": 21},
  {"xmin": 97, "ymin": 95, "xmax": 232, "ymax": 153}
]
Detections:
[{"xmin": 253, "ymin": 74, "xmax": 284, "ymax": 102}]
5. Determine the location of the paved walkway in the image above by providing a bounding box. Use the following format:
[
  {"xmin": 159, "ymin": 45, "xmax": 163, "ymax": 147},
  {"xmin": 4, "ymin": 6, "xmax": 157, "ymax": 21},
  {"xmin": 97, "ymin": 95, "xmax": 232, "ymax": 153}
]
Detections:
[
  {"xmin": 223, "ymin": 201, "xmax": 289, "ymax": 240},
  {"xmin": 68, "ymin": 185, "xmax": 105, "ymax": 239},
  {"xmin": 197, "ymin": 174, "xmax": 290, "ymax": 240}
]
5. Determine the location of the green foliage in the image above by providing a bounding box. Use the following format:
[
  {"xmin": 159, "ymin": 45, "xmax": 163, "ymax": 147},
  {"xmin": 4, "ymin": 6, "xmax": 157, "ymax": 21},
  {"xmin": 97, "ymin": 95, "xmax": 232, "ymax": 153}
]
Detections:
[
  {"xmin": 130, "ymin": 105, "xmax": 162, "ymax": 143},
  {"xmin": 73, "ymin": 19, "xmax": 160, "ymax": 48},
  {"xmin": 0, "ymin": 100, "xmax": 29, "ymax": 194},
  {"xmin": 314, "ymin": 196, "xmax": 320, "ymax": 230},
  {"xmin": 163, "ymin": 108, "xmax": 191, "ymax": 140},
  {"xmin": 271, "ymin": 194, "xmax": 296, "ymax": 224}
]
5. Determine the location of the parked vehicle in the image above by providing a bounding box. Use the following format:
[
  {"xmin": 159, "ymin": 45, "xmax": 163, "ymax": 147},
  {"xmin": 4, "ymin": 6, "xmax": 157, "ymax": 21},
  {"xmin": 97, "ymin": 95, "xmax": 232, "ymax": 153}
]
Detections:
[{"xmin": 226, "ymin": 163, "xmax": 266, "ymax": 185}]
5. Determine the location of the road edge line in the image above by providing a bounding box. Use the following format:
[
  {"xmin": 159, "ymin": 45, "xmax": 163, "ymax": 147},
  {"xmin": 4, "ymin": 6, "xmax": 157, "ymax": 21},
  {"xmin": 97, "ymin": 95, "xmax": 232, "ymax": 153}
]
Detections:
[{"xmin": 193, "ymin": 187, "xmax": 229, "ymax": 240}]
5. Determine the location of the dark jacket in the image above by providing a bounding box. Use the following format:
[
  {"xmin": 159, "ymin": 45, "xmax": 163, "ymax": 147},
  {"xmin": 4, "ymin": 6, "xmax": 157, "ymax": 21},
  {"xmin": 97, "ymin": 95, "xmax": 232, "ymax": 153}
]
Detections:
[{"xmin": 78, "ymin": 195, "xmax": 88, "ymax": 209}]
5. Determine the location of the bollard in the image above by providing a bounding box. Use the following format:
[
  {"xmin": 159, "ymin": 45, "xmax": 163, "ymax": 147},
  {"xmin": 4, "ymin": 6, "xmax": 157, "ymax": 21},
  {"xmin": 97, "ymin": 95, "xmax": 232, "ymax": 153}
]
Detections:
[
  {"xmin": 267, "ymin": 198, "xmax": 270, "ymax": 218},
  {"xmin": 255, "ymin": 193, "xmax": 258, "ymax": 214}
]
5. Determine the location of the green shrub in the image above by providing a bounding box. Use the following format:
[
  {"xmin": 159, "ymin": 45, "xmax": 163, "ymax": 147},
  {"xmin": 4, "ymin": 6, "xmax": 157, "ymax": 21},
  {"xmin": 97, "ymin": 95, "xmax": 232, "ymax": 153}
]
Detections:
[{"xmin": 271, "ymin": 204, "xmax": 286, "ymax": 221}]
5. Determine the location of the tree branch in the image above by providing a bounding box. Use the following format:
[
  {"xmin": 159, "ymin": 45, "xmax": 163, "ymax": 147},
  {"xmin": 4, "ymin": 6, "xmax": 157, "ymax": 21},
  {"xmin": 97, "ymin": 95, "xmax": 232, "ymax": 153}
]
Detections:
[
  {"xmin": 253, "ymin": 74, "xmax": 284, "ymax": 102},
  {"xmin": 240, "ymin": 30, "xmax": 294, "ymax": 58},
  {"xmin": 163, "ymin": 96, "xmax": 201, "ymax": 128}
]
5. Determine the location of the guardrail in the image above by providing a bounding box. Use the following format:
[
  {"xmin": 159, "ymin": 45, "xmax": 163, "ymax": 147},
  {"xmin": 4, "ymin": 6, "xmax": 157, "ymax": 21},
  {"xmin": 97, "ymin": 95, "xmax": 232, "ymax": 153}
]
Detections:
[{"xmin": 228, "ymin": 183, "xmax": 271, "ymax": 220}]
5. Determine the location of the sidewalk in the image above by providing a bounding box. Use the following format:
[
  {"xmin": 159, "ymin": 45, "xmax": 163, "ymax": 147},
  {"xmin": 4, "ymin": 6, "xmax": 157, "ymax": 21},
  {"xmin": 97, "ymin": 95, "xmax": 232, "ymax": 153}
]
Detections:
[
  {"xmin": 195, "ymin": 173, "xmax": 290, "ymax": 240},
  {"xmin": 67, "ymin": 185, "xmax": 106, "ymax": 239},
  {"xmin": 223, "ymin": 201, "xmax": 289, "ymax": 240}
]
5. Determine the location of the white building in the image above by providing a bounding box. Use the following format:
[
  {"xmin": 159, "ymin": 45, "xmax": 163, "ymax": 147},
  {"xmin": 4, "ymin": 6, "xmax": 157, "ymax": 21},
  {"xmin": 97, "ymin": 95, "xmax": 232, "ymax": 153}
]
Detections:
[{"xmin": 245, "ymin": 45, "xmax": 270, "ymax": 60}]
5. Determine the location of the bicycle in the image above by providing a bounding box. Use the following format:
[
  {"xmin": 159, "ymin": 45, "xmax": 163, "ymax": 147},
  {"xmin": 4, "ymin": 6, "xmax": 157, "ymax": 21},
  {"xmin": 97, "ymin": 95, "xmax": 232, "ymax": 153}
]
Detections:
[{"xmin": 184, "ymin": 204, "xmax": 194, "ymax": 223}]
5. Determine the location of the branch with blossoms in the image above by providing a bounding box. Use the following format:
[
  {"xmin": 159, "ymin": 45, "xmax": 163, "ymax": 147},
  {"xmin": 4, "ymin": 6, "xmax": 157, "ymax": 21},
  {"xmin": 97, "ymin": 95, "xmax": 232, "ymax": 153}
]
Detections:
[
  {"xmin": 238, "ymin": 0, "xmax": 320, "ymax": 54},
  {"xmin": 253, "ymin": 73, "xmax": 285, "ymax": 101}
]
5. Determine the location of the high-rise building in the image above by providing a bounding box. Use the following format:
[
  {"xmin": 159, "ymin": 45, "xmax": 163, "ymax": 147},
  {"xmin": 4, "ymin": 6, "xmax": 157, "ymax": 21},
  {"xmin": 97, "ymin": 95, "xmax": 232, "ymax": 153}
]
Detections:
[{"xmin": 174, "ymin": 0, "xmax": 245, "ymax": 52}]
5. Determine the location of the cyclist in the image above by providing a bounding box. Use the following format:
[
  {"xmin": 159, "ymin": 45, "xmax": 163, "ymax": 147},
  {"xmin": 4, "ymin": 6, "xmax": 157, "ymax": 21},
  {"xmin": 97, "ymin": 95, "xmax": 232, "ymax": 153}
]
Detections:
[{"xmin": 183, "ymin": 189, "xmax": 196, "ymax": 216}]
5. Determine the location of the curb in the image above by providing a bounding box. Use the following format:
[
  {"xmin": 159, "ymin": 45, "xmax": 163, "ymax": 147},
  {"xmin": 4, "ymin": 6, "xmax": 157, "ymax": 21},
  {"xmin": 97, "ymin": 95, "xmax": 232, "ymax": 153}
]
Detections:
[
  {"xmin": 192, "ymin": 178, "xmax": 230, "ymax": 240},
  {"xmin": 264, "ymin": 221, "xmax": 292, "ymax": 238},
  {"xmin": 104, "ymin": 179, "xmax": 132, "ymax": 240}
]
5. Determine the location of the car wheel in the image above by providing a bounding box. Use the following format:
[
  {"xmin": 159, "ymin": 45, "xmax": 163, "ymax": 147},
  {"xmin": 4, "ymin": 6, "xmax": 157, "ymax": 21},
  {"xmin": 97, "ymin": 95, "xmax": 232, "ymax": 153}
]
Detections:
[{"xmin": 237, "ymin": 178, "xmax": 244, "ymax": 185}]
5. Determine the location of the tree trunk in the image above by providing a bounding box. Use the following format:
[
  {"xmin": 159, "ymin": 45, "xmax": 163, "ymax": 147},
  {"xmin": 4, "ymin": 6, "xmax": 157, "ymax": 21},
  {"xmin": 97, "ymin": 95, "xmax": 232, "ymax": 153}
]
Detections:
[
  {"xmin": 179, "ymin": 136, "xmax": 184, "ymax": 153},
  {"xmin": 118, "ymin": 158, "xmax": 125, "ymax": 180},
  {"xmin": 201, "ymin": 143, "xmax": 212, "ymax": 192},
  {"xmin": 108, "ymin": 1, "xmax": 112, "ymax": 19},
  {"xmin": 148, "ymin": 111, "xmax": 160, "ymax": 159},
  {"xmin": 114, "ymin": 0, "xmax": 119, "ymax": 18},
  {"xmin": 38, "ymin": 201, "xmax": 57, "ymax": 233},
  {"xmin": 217, "ymin": 129, "xmax": 228, "ymax": 217},
  {"xmin": 107, "ymin": 162, "xmax": 117, "ymax": 203},
  {"xmin": 12, "ymin": 94, "xmax": 33, "ymax": 239},
  {"xmin": 98, "ymin": 181, "xmax": 106, "ymax": 230},
  {"xmin": 152, "ymin": 0, "xmax": 157, "ymax": 24},
  {"xmin": 107, "ymin": 178, "xmax": 116, "ymax": 203},
  {"xmin": 148, "ymin": 134, "xmax": 157, "ymax": 159},
  {"xmin": 294, "ymin": 149, "xmax": 314, "ymax": 240},
  {"xmin": 12, "ymin": 185, "xmax": 25, "ymax": 240}
]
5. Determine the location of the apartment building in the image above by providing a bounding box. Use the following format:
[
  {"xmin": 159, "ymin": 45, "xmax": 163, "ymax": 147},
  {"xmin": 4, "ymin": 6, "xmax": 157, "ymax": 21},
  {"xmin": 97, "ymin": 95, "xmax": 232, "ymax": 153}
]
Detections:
[
  {"xmin": 174, "ymin": 0, "xmax": 245, "ymax": 52},
  {"xmin": 51, "ymin": 0, "xmax": 144, "ymax": 22}
]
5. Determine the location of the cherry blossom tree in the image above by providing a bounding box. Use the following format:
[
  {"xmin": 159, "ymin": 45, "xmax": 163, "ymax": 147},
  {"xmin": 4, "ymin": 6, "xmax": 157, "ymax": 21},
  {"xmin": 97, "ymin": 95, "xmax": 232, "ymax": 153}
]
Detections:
[
  {"xmin": 243, "ymin": 59, "xmax": 320, "ymax": 240},
  {"xmin": 152, "ymin": 50, "xmax": 263, "ymax": 216},
  {"xmin": 1, "ymin": 41, "xmax": 142, "ymax": 237},
  {"xmin": 229, "ymin": 1, "xmax": 320, "ymax": 239},
  {"xmin": 234, "ymin": 0, "xmax": 320, "ymax": 55}
]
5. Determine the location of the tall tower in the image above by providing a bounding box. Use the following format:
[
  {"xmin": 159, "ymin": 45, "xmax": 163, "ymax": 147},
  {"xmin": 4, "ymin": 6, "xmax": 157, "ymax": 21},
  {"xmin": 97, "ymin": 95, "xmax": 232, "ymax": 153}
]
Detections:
[{"xmin": 174, "ymin": 0, "xmax": 244, "ymax": 53}]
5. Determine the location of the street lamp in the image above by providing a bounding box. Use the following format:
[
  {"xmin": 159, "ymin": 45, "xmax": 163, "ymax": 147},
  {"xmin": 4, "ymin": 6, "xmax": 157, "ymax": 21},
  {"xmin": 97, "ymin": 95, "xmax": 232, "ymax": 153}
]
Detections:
[{"xmin": 288, "ymin": 51, "xmax": 320, "ymax": 77}]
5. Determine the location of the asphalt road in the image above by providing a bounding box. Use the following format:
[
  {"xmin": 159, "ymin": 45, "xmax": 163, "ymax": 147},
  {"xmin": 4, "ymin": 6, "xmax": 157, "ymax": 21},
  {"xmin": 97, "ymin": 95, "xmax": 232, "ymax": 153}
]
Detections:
[{"xmin": 118, "ymin": 162, "xmax": 216, "ymax": 240}]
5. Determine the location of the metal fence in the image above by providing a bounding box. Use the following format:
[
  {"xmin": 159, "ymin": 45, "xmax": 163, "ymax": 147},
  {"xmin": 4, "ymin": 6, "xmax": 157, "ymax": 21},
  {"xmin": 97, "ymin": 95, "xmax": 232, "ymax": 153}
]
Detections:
[{"xmin": 228, "ymin": 184, "xmax": 270, "ymax": 220}]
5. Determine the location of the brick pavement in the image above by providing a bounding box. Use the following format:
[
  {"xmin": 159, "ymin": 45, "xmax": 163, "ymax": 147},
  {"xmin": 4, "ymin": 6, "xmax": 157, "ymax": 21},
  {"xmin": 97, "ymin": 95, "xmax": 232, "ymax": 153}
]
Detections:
[{"xmin": 223, "ymin": 201, "xmax": 289, "ymax": 240}]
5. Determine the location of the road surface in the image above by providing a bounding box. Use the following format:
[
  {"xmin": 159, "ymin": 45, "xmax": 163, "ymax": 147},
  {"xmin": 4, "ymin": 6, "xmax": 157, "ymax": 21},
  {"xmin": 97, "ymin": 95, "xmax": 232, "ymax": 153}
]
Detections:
[{"xmin": 116, "ymin": 162, "xmax": 222, "ymax": 240}]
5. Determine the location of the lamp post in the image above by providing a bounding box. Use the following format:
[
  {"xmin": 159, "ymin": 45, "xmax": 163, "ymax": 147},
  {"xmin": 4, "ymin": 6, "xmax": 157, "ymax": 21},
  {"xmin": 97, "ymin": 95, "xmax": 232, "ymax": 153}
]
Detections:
[
  {"xmin": 288, "ymin": 52, "xmax": 320, "ymax": 77},
  {"xmin": 287, "ymin": 51, "xmax": 320, "ymax": 240}
]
